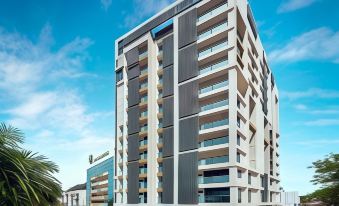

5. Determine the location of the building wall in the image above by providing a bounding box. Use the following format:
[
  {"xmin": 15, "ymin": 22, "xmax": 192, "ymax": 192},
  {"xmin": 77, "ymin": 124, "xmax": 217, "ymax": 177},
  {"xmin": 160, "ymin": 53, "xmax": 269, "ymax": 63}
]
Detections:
[
  {"xmin": 281, "ymin": 192, "xmax": 300, "ymax": 206},
  {"xmin": 86, "ymin": 157, "xmax": 114, "ymax": 206},
  {"xmin": 63, "ymin": 190, "xmax": 86, "ymax": 206},
  {"xmin": 114, "ymin": 0, "xmax": 280, "ymax": 205}
]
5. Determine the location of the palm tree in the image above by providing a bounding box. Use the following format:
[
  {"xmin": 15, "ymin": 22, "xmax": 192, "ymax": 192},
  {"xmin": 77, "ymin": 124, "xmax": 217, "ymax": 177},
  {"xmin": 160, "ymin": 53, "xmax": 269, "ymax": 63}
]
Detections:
[{"xmin": 0, "ymin": 123, "xmax": 62, "ymax": 206}]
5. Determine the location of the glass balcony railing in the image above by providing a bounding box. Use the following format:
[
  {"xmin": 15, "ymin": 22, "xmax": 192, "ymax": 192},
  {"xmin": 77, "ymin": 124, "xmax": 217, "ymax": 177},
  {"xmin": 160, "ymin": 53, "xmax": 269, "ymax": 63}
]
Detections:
[
  {"xmin": 158, "ymin": 122, "xmax": 163, "ymax": 128},
  {"xmin": 198, "ymin": 21, "xmax": 228, "ymax": 40},
  {"xmin": 158, "ymin": 137, "xmax": 163, "ymax": 144},
  {"xmin": 199, "ymin": 136, "xmax": 229, "ymax": 148},
  {"xmin": 140, "ymin": 68, "xmax": 148, "ymax": 75},
  {"xmin": 139, "ymin": 51, "xmax": 148, "ymax": 60},
  {"xmin": 199, "ymin": 59, "xmax": 228, "ymax": 75},
  {"xmin": 139, "ymin": 168, "xmax": 147, "ymax": 174},
  {"xmin": 199, "ymin": 155, "xmax": 229, "ymax": 165},
  {"xmin": 140, "ymin": 96, "xmax": 148, "ymax": 103},
  {"xmin": 199, "ymin": 80, "xmax": 228, "ymax": 94},
  {"xmin": 140, "ymin": 125, "xmax": 148, "ymax": 132},
  {"xmin": 199, "ymin": 175, "xmax": 229, "ymax": 184},
  {"xmin": 197, "ymin": 3, "xmax": 228, "ymax": 22},
  {"xmin": 157, "ymin": 181, "xmax": 163, "ymax": 188},
  {"xmin": 158, "ymin": 167, "xmax": 163, "ymax": 173},
  {"xmin": 199, "ymin": 195, "xmax": 230, "ymax": 203},
  {"xmin": 139, "ymin": 182, "xmax": 147, "ymax": 188},
  {"xmin": 200, "ymin": 119, "xmax": 229, "ymax": 130},
  {"xmin": 140, "ymin": 82, "xmax": 148, "ymax": 89},
  {"xmin": 158, "ymin": 152, "xmax": 163, "ymax": 158},
  {"xmin": 159, "ymin": 107, "xmax": 163, "ymax": 113},
  {"xmin": 140, "ymin": 154, "xmax": 147, "ymax": 160},
  {"xmin": 140, "ymin": 140, "xmax": 148, "ymax": 146},
  {"xmin": 200, "ymin": 99, "xmax": 229, "ymax": 112},
  {"xmin": 140, "ymin": 111, "xmax": 148, "ymax": 118},
  {"xmin": 158, "ymin": 64, "xmax": 163, "ymax": 70},
  {"xmin": 198, "ymin": 41, "xmax": 228, "ymax": 58},
  {"xmin": 159, "ymin": 78, "xmax": 163, "ymax": 84},
  {"xmin": 158, "ymin": 93, "xmax": 163, "ymax": 98}
]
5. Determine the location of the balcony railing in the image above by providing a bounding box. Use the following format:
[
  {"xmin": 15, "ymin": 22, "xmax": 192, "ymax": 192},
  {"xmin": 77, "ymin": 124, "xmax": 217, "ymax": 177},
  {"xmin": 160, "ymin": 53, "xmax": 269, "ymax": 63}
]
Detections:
[
  {"xmin": 198, "ymin": 21, "xmax": 228, "ymax": 40},
  {"xmin": 140, "ymin": 140, "xmax": 148, "ymax": 146},
  {"xmin": 199, "ymin": 59, "xmax": 228, "ymax": 75},
  {"xmin": 199, "ymin": 175, "xmax": 229, "ymax": 184},
  {"xmin": 199, "ymin": 136, "xmax": 229, "ymax": 148},
  {"xmin": 200, "ymin": 119, "xmax": 229, "ymax": 130},
  {"xmin": 198, "ymin": 41, "xmax": 228, "ymax": 58},
  {"xmin": 200, "ymin": 99, "xmax": 229, "ymax": 112},
  {"xmin": 140, "ymin": 96, "xmax": 148, "ymax": 103},
  {"xmin": 139, "ymin": 182, "xmax": 147, "ymax": 188},
  {"xmin": 140, "ymin": 125, "xmax": 148, "ymax": 132},
  {"xmin": 199, "ymin": 80, "xmax": 228, "ymax": 94},
  {"xmin": 139, "ymin": 51, "xmax": 148, "ymax": 60},
  {"xmin": 199, "ymin": 155, "xmax": 229, "ymax": 165},
  {"xmin": 140, "ymin": 68, "xmax": 148, "ymax": 75},
  {"xmin": 139, "ymin": 168, "xmax": 147, "ymax": 174},
  {"xmin": 140, "ymin": 82, "xmax": 148, "ymax": 89},
  {"xmin": 199, "ymin": 195, "xmax": 230, "ymax": 203},
  {"xmin": 197, "ymin": 3, "xmax": 228, "ymax": 22},
  {"xmin": 140, "ymin": 154, "xmax": 147, "ymax": 160},
  {"xmin": 140, "ymin": 111, "xmax": 148, "ymax": 118}
]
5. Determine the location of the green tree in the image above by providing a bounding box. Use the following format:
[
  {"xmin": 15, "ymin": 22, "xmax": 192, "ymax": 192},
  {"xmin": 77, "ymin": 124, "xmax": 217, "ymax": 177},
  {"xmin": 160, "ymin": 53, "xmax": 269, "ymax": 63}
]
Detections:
[
  {"xmin": 305, "ymin": 153, "xmax": 339, "ymax": 206},
  {"xmin": 0, "ymin": 123, "xmax": 62, "ymax": 205}
]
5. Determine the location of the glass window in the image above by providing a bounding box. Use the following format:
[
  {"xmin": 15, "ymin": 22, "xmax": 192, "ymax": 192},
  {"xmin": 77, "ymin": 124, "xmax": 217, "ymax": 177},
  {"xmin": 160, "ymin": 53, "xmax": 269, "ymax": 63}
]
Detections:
[
  {"xmin": 238, "ymin": 188, "xmax": 242, "ymax": 203},
  {"xmin": 237, "ymin": 170, "xmax": 242, "ymax": 178},
  {"xmin": 237, "ymin": 153, "xmax": 241, "ymax": 163},
  {"xmin": 237, "ymin": 135, "xmax": 241, "ymax": 146},
  {"xmin": 248, "ymin": 190, "xmax": 251, "ymax": 203},
  {"xmin": 116, "ymin": 68, "xmax": 123, "ymax": 82},
  {"xmin": 248, "ymin": 173, "xmax": 252, "ymax": 184}
]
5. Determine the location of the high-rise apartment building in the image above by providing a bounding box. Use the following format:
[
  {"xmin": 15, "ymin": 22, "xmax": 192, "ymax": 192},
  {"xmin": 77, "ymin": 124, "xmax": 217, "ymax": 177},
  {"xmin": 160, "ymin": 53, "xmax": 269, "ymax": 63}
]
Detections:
[{"xmin": 114, "ymin": 0, "xmax": 280, "ymax": 205}]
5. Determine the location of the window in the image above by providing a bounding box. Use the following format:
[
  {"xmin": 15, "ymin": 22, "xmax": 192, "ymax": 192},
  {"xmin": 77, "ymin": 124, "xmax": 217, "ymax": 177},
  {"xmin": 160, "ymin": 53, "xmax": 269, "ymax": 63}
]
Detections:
[
  {"xmin": 238, "ymin": 188, "xmax": 242, "ymax": 203},
  {"xmin": 116, "ymin": 68, "xmax": 123, "ymax": 82},
  {"xmin": 248, "ymin": 190, "xmax": 251, "ymax": 203},
  {"xmin": 237, "ymin": 100, "xmax": 241, "ymax": 109},
  {"xmin": 248, "ymin": 173, "xmax": 251, "ymax": 184},
  {"xmin": 237, "ymin": 135, "xmax": 241, "ymax": 146},
  {"xmin": 237, "ymin": 152, "xmax": 241, "ymax": 163},
  {"xmin": 237, "ymin": 117, "xmax": 241, "ymax": 127},
  {"xmin": 237, "ymin": 170, "xmax": 242, "ymax": 178}
]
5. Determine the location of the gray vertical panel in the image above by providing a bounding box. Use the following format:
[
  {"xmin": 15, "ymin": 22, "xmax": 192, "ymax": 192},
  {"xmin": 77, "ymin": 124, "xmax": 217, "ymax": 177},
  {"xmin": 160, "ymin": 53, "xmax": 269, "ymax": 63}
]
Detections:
[
  {"xmin": 163, "ymin": 127, "xmax": 174, "ymax": 157},
  {"xmin": 162, "ymin": 157, "xmax": 174, "ymax": 204},
  {"xmin": 178, "ymin": 43, "xmax": 198, "ymax": 83},
  {"xmin": 128, "ymin": 64, "xmax": 140, "ymax": 80},
  {"xmin": 128, "ymin": 78, "xmax": 140, "ymax": 107},
  {"xmin": 126, "ymin": 47, "xmax": 139, "ymax": 67},
  {"xmin": 163, "ymin": 35, "xmax": 174, "ymax": 68},
  {"xmin": 128, "ymin": 134, "xmax": 140, "ymax": 162},
  {"xmin": 127, "ymin": 161, "xmax": 139, "ymax": 204},
  {"xmin": 179, "ymin": 116, "xmax": 198, "ymax": 152},
  {"xmin": 163, "ymin": 66, "xmax": 174, "ymax": 97},
  {"xmin": 263, "ymin": 173, "xmax": 269, "ymax": 202},
  {"xmin": 179, "ymin": 80, "xmax": 199, "ymax": 118},
  {"xmin": 163, "ymin": 96, "xmax": 174, "ymax": 128},
  {"xmin": 128, "ymin": 106, "xmax": 140, "ymax": 135},
  {"xmin": 178, "ymin": 152, "xmax": 198, "ymax": 204},
  {"xmin": 178, "ymin": 8, "xmax": 197, "ymax": 49}
]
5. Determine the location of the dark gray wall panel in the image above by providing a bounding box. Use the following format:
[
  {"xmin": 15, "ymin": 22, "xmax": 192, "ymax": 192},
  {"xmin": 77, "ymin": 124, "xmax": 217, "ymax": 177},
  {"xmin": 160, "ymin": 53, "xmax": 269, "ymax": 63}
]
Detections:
[
  {"xmin": 178, "ymin": 8, "xmax": 197, "ymax": 49},
  {"xmin": 163, "ymin": 96, "xmax": 174, "ymax": 128},
  {"xmin": 128, "ymin": 106, "xmax": 140, "ymax": 135},
  {"xmin": 163, "ymin": 127, "xmax": 174, "ymax": 158},
  {"xmin": 178, "ymin": 152, "xmax": 198, "ymax": 204},
  {"xmin": 163, "ymin": 35, "xmax": 174, "ymax": 68},
  {"xmin": 126, "ymin": 47, "xmax": 139, "ymax": 67},
  {"xmin": 179, "ymin": 116, "xmax": 198, "ymax": 152},
  {"xmin": 128, "ymin": 78, "xmax": 140, "ymax": 107},
  {"xmin": 128, "ymin": 64, "xmax": 140, "ymax": 80},
  {"xmin": 179, "ymin": 80, "xmax": 199, "ymax": 118},
  {"xmin": 178, "ymin": 43, "xmax": 198, "ymax": 83},
  {"xmin": 128, "ymin": 134, "xmax": 140, "ymax": 162},
  {"xmin": 163, "ymin": 66, "xmax": 174, "ymax": 97},
  {"xmin": 162, "ymin": 157, "xmax": 174, "ymax": 204},
  {"xmin": 127, "ymin": 161, "xmax": 139, "ymax": 204}
]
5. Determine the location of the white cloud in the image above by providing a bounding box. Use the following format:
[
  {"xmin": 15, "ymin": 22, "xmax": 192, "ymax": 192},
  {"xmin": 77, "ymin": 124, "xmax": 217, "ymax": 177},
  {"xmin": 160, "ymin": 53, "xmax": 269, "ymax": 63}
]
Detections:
[
  {"xmin": 278, "ymin": 0, "xmax": 319, "ymax": 13},
  {"xmin": 281, "ymin": 88, "xmax": 339, "ymax": 100},
  {"xmin": 293, "ymin": 104, "xmax": 339, "ymax": 115},
  {"xmin": 296, "ymin": 139, "xmax": 339, "ymax": 146},
  {"xmin": 304, "ymin": 119, "xmax": 339, "ymax": 126},
  {"xmin": 0, "ymin": 24, "xmax": 113, "ymax": 190},
  {"xmin": 269, "ymin": 27, "xmax": 339, "ymax": 63},
  {"xmin": 123, "ymin": 0, "xmax": 175, "ymax": 28},
  {"xmin": 294, "ymin": 104, "xmax": 308, "ymax": 110},
  {"xmin": 100, "ymin": 0, "xmax": 112, "ymax": 11}
]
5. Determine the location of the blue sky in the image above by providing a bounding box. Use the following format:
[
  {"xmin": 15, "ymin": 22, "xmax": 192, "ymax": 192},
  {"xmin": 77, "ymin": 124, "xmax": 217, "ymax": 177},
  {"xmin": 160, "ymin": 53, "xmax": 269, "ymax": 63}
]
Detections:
[{"xmin": 0, "ymin": 0, "xmax": 338, "ymax": 195}]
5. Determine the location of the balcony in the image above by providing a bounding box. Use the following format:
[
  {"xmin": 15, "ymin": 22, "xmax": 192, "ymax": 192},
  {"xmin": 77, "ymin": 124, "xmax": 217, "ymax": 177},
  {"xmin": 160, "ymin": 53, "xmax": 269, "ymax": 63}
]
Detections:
[
  {"xmin": 140, "ymin": 125, "xmax": 148, "ymax": 133},
  {"xmin": 140, "ymin": 96, "xmax": 148, "ymax": 103},
  {"xmin": 140, "ymin": 111, "xmax": 148, "ymax": 118},
  {"xmin": 200, "ymin": 119, "xmax": 229, "ymax": 130},
  {"xmin": 199, "ymin": 155, "xmax": 229, "ymax": 165},
  {"xmin": 200, "ymin": 80, "xmax": 228, "ymax": 94},
  {"xmin": 200, "ymin": 99, "xmax": 229, "ymax": 112},
  {"xmin": 198, "ymin": 21, "xmax": 228, "ymax": 41},
  {"xmin": 199, "ymin": 59, "xmax": 228, "ymax": 75},
  {"xmin": 139, "ymin": 168, "xmax": 147, "ymax": 174},
  {"xmin": 197, "ymin": 3, "xmax": 228, "ymax": 23},
  {"xmin": 198, "ymin": 41, "xmax": 228, "ymax": 59},
  {"xmin": 199, "ymin": 195, "xmax": 230, "ymax": 203},
  {"xmin": 199, "ymin": 175, "xmax": 229, "ymax": 184},
  {"xmin": 139, "ymin": 51, "xmax": 148, "ymax": 61},
  {"xmin": 199, "ymin": 136, "xmax": 229, "ymax": 148}
]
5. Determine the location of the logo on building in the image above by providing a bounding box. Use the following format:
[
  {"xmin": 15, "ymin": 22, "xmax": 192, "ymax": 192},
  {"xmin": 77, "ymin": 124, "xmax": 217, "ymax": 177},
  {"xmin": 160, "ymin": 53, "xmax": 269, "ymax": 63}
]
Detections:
[{"xmin": 89, "ymin": 151, "xmax": 110, "ymax": 164}]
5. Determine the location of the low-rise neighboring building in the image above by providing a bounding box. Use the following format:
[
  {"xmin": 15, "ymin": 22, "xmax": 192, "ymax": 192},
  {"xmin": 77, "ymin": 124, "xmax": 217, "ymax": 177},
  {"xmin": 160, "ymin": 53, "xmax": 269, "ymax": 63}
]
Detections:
[
  {"xmin": 87, "ymin": 151, "xmax": 114, "ymax": 206},
  {"xmin": 62, "ymin": 183, "xmax": 87, "ymax": 206},
  {"xmin": 281, "ymin": 191, "xmax": 300, "ymax": 206}
]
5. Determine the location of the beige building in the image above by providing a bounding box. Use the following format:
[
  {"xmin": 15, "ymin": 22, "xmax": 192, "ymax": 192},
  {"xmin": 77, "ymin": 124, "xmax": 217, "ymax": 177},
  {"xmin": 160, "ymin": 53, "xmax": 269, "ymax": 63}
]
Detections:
[{"xmin": 114, "ymin": 0, "xmax": 281, "ymax": 205}]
